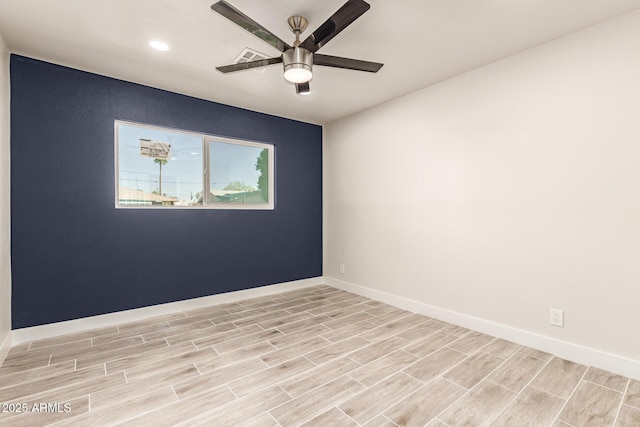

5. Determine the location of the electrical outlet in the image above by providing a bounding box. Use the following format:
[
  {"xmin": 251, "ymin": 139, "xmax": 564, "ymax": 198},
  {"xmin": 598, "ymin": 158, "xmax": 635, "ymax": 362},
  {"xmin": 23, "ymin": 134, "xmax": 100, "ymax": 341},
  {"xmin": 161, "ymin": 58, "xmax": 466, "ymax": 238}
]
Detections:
[
  {"xmin": 339, "ymin": 264, "xmax": 345, "ymax": 274},
  {"xmin": 550, "ymin": 308, "xmax": 564, "ymax": 327}
]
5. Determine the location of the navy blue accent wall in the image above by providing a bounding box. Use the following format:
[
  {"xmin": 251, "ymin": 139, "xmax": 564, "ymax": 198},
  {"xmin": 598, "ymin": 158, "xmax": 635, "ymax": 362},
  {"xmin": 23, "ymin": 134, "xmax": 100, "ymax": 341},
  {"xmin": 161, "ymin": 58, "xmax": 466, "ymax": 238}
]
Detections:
[{"xmin": 10, "ymin": 55, "xmax": 322, "ymax": 329}]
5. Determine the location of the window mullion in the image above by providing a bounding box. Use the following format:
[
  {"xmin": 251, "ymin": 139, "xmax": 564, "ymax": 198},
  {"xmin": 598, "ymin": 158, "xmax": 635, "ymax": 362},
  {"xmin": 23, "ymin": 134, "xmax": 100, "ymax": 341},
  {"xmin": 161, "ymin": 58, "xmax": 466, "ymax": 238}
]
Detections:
[{"xmin": 203, "ymin": 138, "xmax": 210, "ymax": 205}]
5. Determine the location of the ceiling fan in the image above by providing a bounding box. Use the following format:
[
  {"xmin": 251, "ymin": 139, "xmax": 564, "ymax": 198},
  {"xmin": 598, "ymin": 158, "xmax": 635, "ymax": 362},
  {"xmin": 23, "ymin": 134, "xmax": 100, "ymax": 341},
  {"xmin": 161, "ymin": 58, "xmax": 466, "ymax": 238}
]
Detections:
[{"xmin": 211, "ymin": 0, "xmax": 383, "ymax": 95}]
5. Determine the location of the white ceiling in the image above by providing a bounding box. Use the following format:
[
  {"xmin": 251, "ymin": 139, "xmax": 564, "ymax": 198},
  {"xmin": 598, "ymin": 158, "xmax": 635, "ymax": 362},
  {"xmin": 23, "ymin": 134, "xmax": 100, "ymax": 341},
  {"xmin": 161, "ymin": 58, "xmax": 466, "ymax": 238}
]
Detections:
[{"xmin": 1, "ymin": 0, "xmax": 639, "ymax": 124}]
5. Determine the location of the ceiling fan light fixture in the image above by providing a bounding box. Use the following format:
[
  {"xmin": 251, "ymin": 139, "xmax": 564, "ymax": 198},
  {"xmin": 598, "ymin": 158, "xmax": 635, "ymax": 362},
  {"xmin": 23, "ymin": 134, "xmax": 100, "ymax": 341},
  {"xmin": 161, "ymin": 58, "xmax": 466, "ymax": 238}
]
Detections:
[
  {"xmin": 284, "ymin": 66, "xmax": 312, "ymax": 84},
  {"xmin": 283, "ymin": 47, "xmax": 313, "ymax": 83}
]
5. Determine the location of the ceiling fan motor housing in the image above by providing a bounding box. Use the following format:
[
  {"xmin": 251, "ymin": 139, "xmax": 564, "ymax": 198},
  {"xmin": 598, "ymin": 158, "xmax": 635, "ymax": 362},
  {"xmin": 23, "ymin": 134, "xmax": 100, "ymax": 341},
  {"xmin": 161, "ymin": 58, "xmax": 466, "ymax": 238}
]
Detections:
[{"xmin": 283, "ymin": 47, "xmax": 313, "ymax": 83}]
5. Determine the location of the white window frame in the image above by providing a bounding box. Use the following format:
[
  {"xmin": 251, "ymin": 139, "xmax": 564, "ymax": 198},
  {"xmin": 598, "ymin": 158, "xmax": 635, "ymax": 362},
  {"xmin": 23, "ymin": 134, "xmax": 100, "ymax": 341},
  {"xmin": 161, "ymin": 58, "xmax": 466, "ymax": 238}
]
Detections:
[{"xmin": 115, "ymin": 120, "xmax": 275, "ymax": 210}]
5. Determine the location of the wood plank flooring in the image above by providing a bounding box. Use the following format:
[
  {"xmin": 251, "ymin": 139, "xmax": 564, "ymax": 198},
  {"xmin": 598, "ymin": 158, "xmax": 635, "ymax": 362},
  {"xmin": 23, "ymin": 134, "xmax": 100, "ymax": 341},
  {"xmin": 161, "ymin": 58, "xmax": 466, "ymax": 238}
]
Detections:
[{"xmin": 0, "ymin": 285, "xmax": 638, "ymax": 426}]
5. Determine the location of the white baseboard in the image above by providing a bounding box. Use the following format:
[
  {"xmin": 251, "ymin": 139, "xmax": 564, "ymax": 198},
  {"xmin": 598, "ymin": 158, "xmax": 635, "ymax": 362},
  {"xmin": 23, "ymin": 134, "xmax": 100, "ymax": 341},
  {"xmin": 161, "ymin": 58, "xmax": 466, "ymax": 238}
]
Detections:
[
  {"xmin": 0, "ymin": 331, "xmax": 10, "ymax": 367},
  {"xmin": 325, "ymin": 276, "xmax": 640, "ymax": 381},
  {"xmin": 12, "ymin": 277, "xmax": 324, "ymax": 345}
]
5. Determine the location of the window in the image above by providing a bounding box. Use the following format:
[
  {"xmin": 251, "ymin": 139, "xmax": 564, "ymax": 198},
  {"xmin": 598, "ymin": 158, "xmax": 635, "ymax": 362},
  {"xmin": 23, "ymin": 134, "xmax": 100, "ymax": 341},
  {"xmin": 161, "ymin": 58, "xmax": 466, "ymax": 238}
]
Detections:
[{"xmin": 115, "ymin": 121, "xmax": 274, "ymax": 209}]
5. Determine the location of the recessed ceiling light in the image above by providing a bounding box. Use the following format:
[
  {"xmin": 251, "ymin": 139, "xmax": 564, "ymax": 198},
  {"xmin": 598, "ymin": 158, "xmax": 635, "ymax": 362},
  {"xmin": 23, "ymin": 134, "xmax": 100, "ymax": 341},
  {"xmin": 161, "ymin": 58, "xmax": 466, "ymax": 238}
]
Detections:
[{"xmin": 149, "ymin": 40, "xmax": 170, "ymax": 51}]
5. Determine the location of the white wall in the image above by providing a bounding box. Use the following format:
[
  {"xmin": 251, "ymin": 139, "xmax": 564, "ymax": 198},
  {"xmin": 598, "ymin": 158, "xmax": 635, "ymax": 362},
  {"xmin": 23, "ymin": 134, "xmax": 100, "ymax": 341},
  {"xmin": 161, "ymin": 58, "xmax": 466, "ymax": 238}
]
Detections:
[
  {"xmin": 0, "ymin": 31, "xmax": 10, "ymax": 364},
  {"xmin": 325, "ymin": 10, "xmax": 640, "ymax": 369}
]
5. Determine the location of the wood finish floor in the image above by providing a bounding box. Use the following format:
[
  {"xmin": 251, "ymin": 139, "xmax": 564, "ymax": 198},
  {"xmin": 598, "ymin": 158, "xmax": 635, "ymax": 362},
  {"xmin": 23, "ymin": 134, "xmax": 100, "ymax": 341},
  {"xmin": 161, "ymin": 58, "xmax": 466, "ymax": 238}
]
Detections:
[{"xmin": 0, "ymin": 285, "xmax": 638, "ymax": 426}]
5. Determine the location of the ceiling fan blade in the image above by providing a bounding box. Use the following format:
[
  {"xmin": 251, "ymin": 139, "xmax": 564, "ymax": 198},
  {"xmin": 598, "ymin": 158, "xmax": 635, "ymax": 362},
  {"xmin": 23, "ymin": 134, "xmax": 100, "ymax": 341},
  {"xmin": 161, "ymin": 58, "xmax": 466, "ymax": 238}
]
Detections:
[
  {"xmin": 216, "ymin": 56, "xmax": 283, "ymax": 73},
  {"xmin": 299, "ymin": 0, "xmax": 370, "ymax": 53},
  {"xmin": 314, "ymin": 54, "xmax": 383, "ymax": 73},
  {"xmin": 295, "ymin": 82, "xmax": 310, "ymax": 95},
  {"xmin": 211, "ymin": 1, "xmax": 291, "ymax": 52}
]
